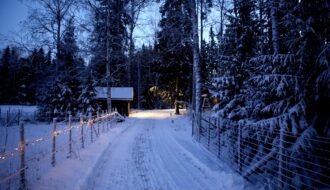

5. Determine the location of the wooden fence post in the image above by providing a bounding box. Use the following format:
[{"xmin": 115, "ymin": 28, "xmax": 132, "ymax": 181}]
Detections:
[
  {"xmin": 89, "ymin": 112, "xmax": 93, "ymax": 143},
  {"xmin": 97, "ymin": 111, "xmax": 100, "ymax": 136},
  {"xmin": 51, "ymin": 118, "xmax": 57, "ymax": 167},
  {"xmin": 192, "ymin": 112, "xmax": 195, "ymax": 137},
  {"xmin": 107, "ymin": 112, "xmax": 112, "ymax": 132},
  {"xmin": 19, "ymin": 121, "xmax": 26, "ymax": 190},
  {"xmin": 68, "ymin": 114, "xmax": 72, "ymax": 158},
  {"xmin": 105, "ymin": 111, "xmax": 108, "ymax": 131},
  {"xmin": 80, "ymin": 113, "xmax": 84, "ymax": 149},
  {"xmin": 102, "ymin": 111, "xmax": 105, "ymax": 133},
  {"xmin": 17, "ymin": 110, "xmax": 21, "ymax": 126},
  {"xmin": 217, "ymin": 118, "xmax": 221, "ymax": 158},
  {"xmin": 238, "ymin": 123, "xmax": 242, "ymax": 173},
  {"xmin": 208, "ymin": 117, "xmax": 211, "ymax": 150}
]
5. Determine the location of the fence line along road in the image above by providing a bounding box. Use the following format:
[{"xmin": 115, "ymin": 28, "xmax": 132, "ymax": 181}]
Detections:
[
  {"xmin": 192, "ymin": 112, "xmax": 330, "ymax": 190},
  {"xmin": 0, "ymin": 111, "xmax": 120, "ymax": 190}
]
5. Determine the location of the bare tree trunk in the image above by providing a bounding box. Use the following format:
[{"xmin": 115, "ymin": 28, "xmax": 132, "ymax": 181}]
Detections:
[
  {"xmin": 191, "ymin": 0, "xmax": 201, "ymax": 124},
  {"xmin": 56, "ymin": 17, "xmax": 61, "ymax": 72},
  {"xmin": 271, "ymin": 0, "xmax": 280, "ymax": 54},
  {"xmin": 128, "ymin": 0, "xmax": 135, "ymax": 86},
  {"xmin": 200, "ymin": 0, "xmax": 204, "ymax": 49},
  {"xmin": 137, "ymin": 57, "xmax": 141, "ymax": 109},
  {"xmin": 106, "ymin": 0, "xmax": 112, "ymax": 112},
  {"xmin": 218, "ymin": 0, "xmax": 225, "ymax": 41},
  {"xmin": 259, "ymin": 0, "xmax": 266, "ymax": 54},
  {"xmin": 175, "ymin": 76, "xmax": 180, "ymax": 115}
]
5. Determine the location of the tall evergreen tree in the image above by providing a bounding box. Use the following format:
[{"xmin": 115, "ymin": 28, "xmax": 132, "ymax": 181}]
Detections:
[
  {"xmin": 0, "ymin": 47, "xmax": 11, "ymax": 103},
  {"xmin": 90, "ymin": 0, "xmax": 129, "ymax": 87},
  {"xmin": 156, "ymin": 0, "xmax": 193, "ymax": 114}
]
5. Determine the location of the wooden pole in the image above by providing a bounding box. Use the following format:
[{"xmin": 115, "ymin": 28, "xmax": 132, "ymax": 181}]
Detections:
[
  {"xmin": 19, "ymin": 121, "xmax": 26, "ymax": 190},
  {"xmin": 68, "ymin": 114, "xmax": 72, "ymax": 158},
  {"xmin": 192, "ymin": 112, "xmax": 195, "ymax": 137},
  {"xmin": 208, "ymin": 117, "xmax": 211, "ymax": 150},
  {"xmin": 238, "ymin": 123, "xmax": 242, "ymax": 173},
  {"xmin": 217, "ymin": 118, "xmax": 221, "ymax": 158},
  {"xmin": 89, "ymin": 112, "xmax": 93, "ymax": 143},
  {"xmin": 102, "ymin": 111, "xmax": 105, "ymax": 133},
  {"xmin": 51, "ymin": 118, "xmax": 57, "ymax": 167},
  {"xmin": 97, "ymin": 111, "xmax": 100, "ymax": 136},
  {"xmin": 105, "ymin": 111, "xmax": 108, "ymax": 131},
  {"xmin": 80, "ymin": 113, "xmax": 84, "ymax": 149},
  {"xmin": 198, "ymin": 113, "xmax": 201, "ymax": 143},
  {"xmin": 17, "ymin": 110, "xmax": 21, "ymax": 126}
]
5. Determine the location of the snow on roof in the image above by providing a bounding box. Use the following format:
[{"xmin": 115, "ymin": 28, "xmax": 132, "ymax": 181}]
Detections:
[{"xmin": 95, "ymin": 87, "xmax": 133, "ymax": 100}]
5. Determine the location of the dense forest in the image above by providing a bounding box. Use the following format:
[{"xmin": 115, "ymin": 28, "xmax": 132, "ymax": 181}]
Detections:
[{"xmin": 0, "ymin": 0, "xmax": 329, "ymax": 188}]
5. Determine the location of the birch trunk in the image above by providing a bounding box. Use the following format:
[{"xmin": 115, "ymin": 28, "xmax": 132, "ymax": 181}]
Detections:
[
  {"xmin": 128, "ymin": 0, "xmax": 135, "ymax": 86},
  {"xmin": 191, "ymin": 0, "xmax": 201, "ymax": 135},
  {"xmin": 137, "ymin": 57, "xmax": 141, "ymax": 109},
  {"xmin": 218, "ymin": 0, "xmax": 225, "ymax": 42},
  {"xmin": 271, "ymin": 0, "xmax": 280, "ymax": 54},
  {"xmin": 106, "ymin": 0, "xmax": 112, "ymax": 112}
]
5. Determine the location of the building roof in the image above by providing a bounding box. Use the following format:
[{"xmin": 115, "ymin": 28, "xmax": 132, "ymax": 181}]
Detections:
[{"xmin": 95, "ymin": 87, "xmax": 134, "ymax": 101}]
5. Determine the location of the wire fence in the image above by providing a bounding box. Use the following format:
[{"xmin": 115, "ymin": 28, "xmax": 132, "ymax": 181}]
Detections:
[
  {"xmin": 0, "ymin": 111, "xmax": 123, "ymax": 190},
  {"xmin": 192, "ymin": 112, "xmax": 330, "ymax": 190}
]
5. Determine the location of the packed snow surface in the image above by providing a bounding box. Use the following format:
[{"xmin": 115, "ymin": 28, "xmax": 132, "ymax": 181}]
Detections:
[{"xmin": 33, "ymin": 110, "xmax": 252, "ymax": 190}]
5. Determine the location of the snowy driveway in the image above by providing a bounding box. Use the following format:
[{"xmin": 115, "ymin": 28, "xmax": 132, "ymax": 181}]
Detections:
[{"xmin": 80, "ymin": 110, "xmax": 250, "ymax": 190}]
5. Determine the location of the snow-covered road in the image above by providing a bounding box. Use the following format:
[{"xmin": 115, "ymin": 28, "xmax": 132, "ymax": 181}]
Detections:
[
  {"xmin": 80, "ymin": 110, "xmax": 251, "ymax": 190},
  {"xmin": 31, "ymin": 110, "xmax": 252, "ymax": 190}
]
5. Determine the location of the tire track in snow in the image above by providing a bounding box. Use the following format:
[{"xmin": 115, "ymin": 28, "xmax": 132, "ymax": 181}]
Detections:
[{"xmin": 81, "ymin": 110, "xmax": 252, "ymax": 190}]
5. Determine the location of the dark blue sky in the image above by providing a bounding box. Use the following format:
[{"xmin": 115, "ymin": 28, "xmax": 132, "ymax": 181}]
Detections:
[{"xmin": 0, "ymin": 0, "xmax": 28, "ymax": 38}]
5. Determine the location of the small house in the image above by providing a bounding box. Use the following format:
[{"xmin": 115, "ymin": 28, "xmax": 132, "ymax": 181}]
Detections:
[{"xmin": 95, "ymin": 87, "xmax": 134, "ymax": 116}]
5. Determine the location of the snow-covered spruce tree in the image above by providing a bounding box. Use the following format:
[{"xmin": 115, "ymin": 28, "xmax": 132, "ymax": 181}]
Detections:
[
  {"xmin": 203, "ymin": 26, "xmax": 219, "ymax": 91},
  {"xmin": 89, "ymin": 0, "xmax": 129, "ymax": 87},
  {"xmin": 156, "ymin": 0, "xmax": 193, "ymax": 114},
  {"xmin": 79, "ymin": 70, "xmax": 98, "ymax": 113},
  {"xmin": 212, "ymin": 0, "xmax": 257, "ymax": 119},
  {"xmin": 216, "ymin": 0, "xmax": 330, "ymax": 188},
  {"xmin": 0, "ymin": 47, "xmax": 12, "ymax": 103},
  {"xmin": 38, "ymin": 17, "xmax": 84, "ymax": 117},
  {"xmin": 57, "ymin": 17, "xmax": 84, "ymax": 115}
]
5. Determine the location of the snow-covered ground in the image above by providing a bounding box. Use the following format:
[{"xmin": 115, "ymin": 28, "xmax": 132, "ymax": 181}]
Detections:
[
  {"xmin": 32, "ymin": 110, "xmax": 254, "ymax": 190},
  {"xmin": 0, "ymin": 105, "xmax": 38, "ymax": 122}
]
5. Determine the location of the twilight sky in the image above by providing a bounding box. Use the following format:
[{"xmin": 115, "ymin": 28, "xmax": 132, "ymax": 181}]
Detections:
[
  {"xmin": 0, "ymin": 0, "xmax": 217, "ymax": 51},
  {"xmin": 0, "ymin": 0, "xmax": 28, "ymax": 43}
]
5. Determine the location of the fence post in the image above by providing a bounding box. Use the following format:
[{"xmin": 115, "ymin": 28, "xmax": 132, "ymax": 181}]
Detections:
[
  {"xmin": 80, "ymin": 113, "xmax": 84, "ymax": 149},
  {"xmin": 51, "ymin": 118, "xmax": 57, "ymax": 167},
  {"xmin": 217, "ymin": 118, "xmax": 221, "ymax": 158},
  {"xmin": 278, "ymin": 126, "xmax": 285, "ymax": 189},
  {"xmin": 97, "ymin": 111, "xmax": 100, "ymax": 136},
  {"xmin": 102, "ymin": 111, "xmax": 105, "ymax": 133},
  {"xmin": 198, "ymin": 113, "xmax": 201, "ymax": 143},
  {"xmin": 105, "ymin": 111, "xmax": 108, "ymax": 131},
  {"xmin": 19, "ymin": 121, "xmax": 26, "ymax": 190},
  {"xmin": 107, "ymin": 111, "xmax": 110, "ymax": 131},
  {"xmin": 6, "ymin": 109, "xmax": 9, "ymax": 127},
  {"xmin": 68, "ymin": 114, "xmax": 72, "ymax": 158},
  {"xmin": 89, "ymin": 112, "xmax": 93, "ymax": 143},
  {"xmin": 238, "ymin": 123, "xmax": 242, "ymax": 173},
  {"xmin": 192, "ymin": 112, "xmax": 195, "ymax": 137},
  {"xmin": 17, "ymin": 110, "xmax": 21, "ymax": 126},
  {"xmin": 208, "ymin": 117, "xmax": 211, "ymax": 150}
]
